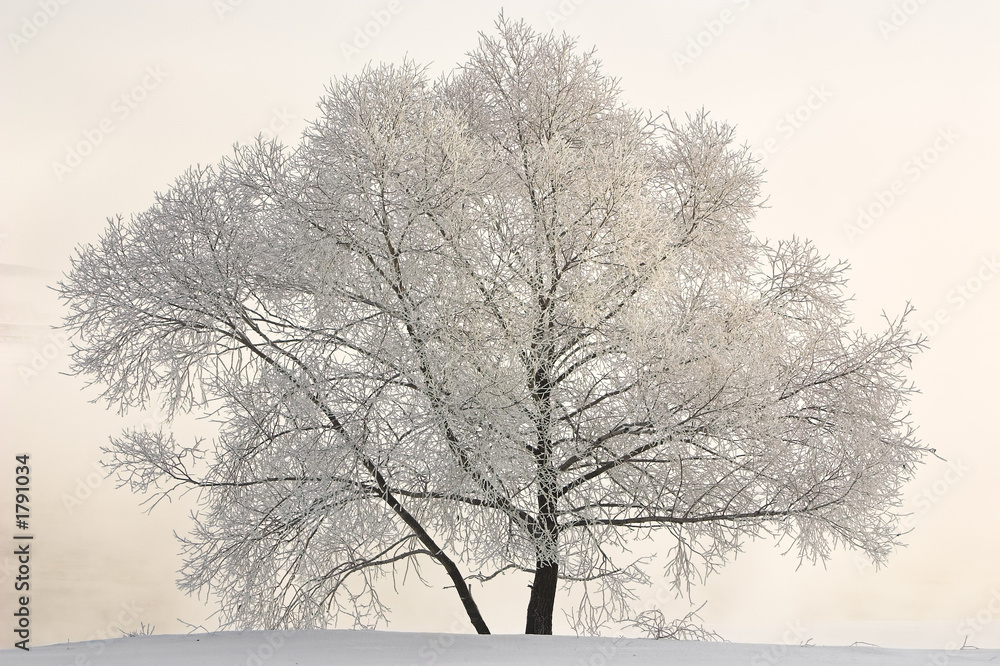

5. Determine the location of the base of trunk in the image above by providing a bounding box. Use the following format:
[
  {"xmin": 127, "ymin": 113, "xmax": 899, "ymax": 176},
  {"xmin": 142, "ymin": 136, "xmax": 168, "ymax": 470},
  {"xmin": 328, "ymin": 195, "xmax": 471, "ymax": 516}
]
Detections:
[{"xmin": 524, "ymin": 561, "xmax": 558, "ymax": 634}]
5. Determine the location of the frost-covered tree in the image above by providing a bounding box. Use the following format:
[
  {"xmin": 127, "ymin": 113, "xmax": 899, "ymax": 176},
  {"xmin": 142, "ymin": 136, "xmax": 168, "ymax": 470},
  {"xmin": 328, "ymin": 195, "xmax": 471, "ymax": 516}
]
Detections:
[{"xmin": 60, "ymin": 19, "xmax": 927, "ymax": 636}]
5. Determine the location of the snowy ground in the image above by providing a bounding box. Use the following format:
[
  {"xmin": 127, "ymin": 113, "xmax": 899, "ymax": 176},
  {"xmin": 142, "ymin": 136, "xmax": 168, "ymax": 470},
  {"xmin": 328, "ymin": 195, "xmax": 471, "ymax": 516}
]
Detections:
[{"xmin": 5, "ymin": 630, "xmax": 1000, "ymax": 665}]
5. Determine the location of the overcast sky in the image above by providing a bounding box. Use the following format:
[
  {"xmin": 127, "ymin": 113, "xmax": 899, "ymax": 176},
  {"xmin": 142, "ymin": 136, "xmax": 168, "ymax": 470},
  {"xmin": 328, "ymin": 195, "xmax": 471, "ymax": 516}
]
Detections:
[{"xmin": 1, "ymin": 0, "xmax": 999, "ymax": 650}]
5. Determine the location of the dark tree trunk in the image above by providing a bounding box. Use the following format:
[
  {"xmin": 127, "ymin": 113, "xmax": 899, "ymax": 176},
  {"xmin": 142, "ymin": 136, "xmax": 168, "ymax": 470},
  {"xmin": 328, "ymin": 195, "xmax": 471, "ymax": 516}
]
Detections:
[
  {"xmin": 525, "ymin": 297, "xmax": 559, "ymax": 635},
  {"xmin": 434, "ymin": 549, "xmax": 492, "ymax": 635},
  {"xmin": 352, "ymin": 443, "xmax": 491, "ymax": 634},
  {"xmin": 525, "ymin": 560, "xmax": 558, "ymax": 634}
]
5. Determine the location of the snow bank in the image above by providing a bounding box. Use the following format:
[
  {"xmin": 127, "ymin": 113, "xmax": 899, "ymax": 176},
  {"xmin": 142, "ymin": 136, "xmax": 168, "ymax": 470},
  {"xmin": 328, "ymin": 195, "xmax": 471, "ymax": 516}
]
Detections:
[{"xmin": 5, "ymin": 629, "xmax": 999, "ymax": 665}]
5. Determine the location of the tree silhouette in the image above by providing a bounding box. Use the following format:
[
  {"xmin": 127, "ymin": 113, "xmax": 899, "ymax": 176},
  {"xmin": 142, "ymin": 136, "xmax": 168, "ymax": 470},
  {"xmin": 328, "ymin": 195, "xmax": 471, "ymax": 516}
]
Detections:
[{"xmin": 60, "ymin": 18, "xmax": 927, "ymax": 635}]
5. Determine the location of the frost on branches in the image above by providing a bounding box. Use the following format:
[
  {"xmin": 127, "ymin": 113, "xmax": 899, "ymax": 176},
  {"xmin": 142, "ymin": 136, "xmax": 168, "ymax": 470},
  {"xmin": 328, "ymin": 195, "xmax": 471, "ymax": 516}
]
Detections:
[{"xmin": 59, "ymin": 18, "xmax": 927, "ymax": 636}]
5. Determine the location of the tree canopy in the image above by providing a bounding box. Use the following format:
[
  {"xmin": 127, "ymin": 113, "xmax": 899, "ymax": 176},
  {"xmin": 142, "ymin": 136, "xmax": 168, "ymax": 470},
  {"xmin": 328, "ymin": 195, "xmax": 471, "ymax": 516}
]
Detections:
[{"xmin": 60, "ymin": 18, "xmax": 927, "ymax": 635}]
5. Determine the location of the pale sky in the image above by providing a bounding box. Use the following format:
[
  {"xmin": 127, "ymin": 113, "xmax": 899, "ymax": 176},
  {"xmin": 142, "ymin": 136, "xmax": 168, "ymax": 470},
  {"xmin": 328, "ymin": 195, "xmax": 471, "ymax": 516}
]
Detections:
[{"xmin": 1, "ymin": 0, "xmax": 999, "ymax": 650}]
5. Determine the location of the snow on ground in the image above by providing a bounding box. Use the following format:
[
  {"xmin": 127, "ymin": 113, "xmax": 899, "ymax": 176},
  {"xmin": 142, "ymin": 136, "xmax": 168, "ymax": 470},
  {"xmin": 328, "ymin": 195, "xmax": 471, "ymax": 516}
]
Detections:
[{"xmin": 4, "ymin": 630, "xmax": 999, "ymax": 665}]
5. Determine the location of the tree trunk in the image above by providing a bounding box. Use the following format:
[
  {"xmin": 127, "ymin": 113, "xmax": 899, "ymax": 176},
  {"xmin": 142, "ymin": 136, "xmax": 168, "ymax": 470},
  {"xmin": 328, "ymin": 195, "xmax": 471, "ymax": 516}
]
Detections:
[
  {"xmin": 434, "ymin": 549, "xmax": 492, "ymax": 635},
  {"xmin": 525, "ymin": 560, "xmax": 558, "ymax": 634},
  {"xmin": 354, "ymin": 450, "xmax": 491, "ymax": 634},
  {"xmin": 525, "ymin": 468, "xmax": 559, "ymax": 634}
]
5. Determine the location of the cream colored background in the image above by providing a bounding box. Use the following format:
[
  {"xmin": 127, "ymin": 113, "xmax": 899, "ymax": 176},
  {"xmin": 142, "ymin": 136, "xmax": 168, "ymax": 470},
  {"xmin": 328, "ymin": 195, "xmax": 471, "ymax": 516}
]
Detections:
[{"xmin": 1, "ymin": 0, "xmax": 998, "ymax": 649}]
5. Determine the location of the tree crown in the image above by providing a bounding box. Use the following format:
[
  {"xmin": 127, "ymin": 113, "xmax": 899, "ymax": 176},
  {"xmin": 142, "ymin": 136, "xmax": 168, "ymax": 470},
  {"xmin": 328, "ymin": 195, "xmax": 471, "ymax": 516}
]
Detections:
[{"xmin": 60, "ymin": 17, "xmax": 926, "ymax": 635}]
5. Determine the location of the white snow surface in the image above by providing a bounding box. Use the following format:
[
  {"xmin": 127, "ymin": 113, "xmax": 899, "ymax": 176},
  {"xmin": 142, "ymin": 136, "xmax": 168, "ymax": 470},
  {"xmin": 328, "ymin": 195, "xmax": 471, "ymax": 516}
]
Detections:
[{"xmin": 5, "ymin": 630, "xmax": 999, "ymax": 665}]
